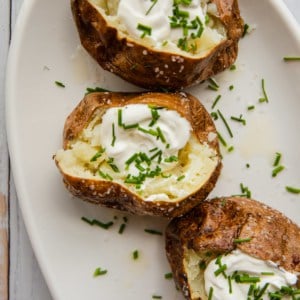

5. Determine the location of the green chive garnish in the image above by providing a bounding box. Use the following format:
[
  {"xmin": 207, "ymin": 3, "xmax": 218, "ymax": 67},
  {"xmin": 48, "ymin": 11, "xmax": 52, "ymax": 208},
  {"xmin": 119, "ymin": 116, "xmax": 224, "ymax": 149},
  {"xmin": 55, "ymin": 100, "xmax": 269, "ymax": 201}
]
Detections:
[
  {"xmin": 146, "ymin": 0, "xmax": 158, "ymax": 15},
  {"xmin": 152, "ymin": 296, "xmax": 162, "ymax": 299},
  {"xmin": 93, "ymin": 267, "xmax": 107, "ymax": 277},
  {"xmin": 229, "ymin": 85, "xmax": 234, "ymax": 91},
  {"xmin": 247, "ymin": 105, "xmax": 255, "ymax": 111},
  {"xmin": 261, "ymin": 272, "xmax": 274, "ymax": 275},
  {"xmin": 272, "ymin": 165, "xmax": 284, "ymax": 177},
  {"xmin": 177, "ymin": 175, "xmax": 185, "ymax": 181},
  {"xmin": 273, "ymin": 152, "xmax": 282, "ymax": 167},
  {"xmin": 259, "ymin": 78, "xmax": 269, "ymax": 103},
  {"xmin": 133, "ymin": 250, "xmax": 139, "ymax": 260},
  {"xmin": 208, "ymin": 287, "xmax": 214, "ymax": 300},
  {"xmin": 118, "ymin": 223, "xmax": 126, "ymax": 234},
  {"xmin": 144, "ymin": 229, "xmax": 163, "ymax": 235},
  {"xmin": 118, "ymin": 109, "xmax": 123, "ymax": 126},
  {"xmin": 90, "ymin": 147, "xmax": 105, "ymax": 162},
  {"xmin": 285, "ymin": 186, "xmax": 300, "ymax": 194},
  {"xmin": 55, "ymin": 81, "xmax": 65, "ymax": 88},
  {"xmin": 242, "ymin": 23, "xmax": 249, "ymax": 37},
  {"xmin": 211, "ymin": 95, "xmax": 221, "ymax": 109},
  {"xmin": 230, "ymin": 64, "xmax": 236, "ymax": 70},
  {"xmin": 85, "ymin": 87, "xmax": 110, "ymax": 94},
  {"xmin": 81, "ymin": 217, "xmax": 114, "ymax": 230},
  {"xmin": 227, "ymin": 146, "xmax": 234, "ymax": 152},
  {"xmin": 217, "ymin": 110, "xmax": 233, "ymax": 138},
  {"xmin": 137, "ymin": 23, "xmax": 152, "ymax": 38},
  {"xmin": 283, "ymin": 56, "xmax": 300, "ymax": 61},
  {"xmin": 217, "ymin": 131, "xmax": 227, "ymax": 147},
  {"xmin": 230, "ymin": 115, "xmax": 246, "ymax": 125},
  {"xmin": 233, "ymin": 237, "xmax": 251, "ymax": 243},
  {"xmin": 164, "ymin": 272, "xmax": 173, "ymax": 279},
  {"xmin": 111, "ymin": 123, "xmax": 116, "ymax": 146}
]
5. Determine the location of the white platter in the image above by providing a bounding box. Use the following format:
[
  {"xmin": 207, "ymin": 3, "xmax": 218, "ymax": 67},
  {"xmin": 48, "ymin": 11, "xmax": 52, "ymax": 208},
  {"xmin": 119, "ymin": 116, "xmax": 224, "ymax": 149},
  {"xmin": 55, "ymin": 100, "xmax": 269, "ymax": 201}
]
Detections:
[{"xmin": 6, "ymin": 0, "xmax": 300, "ymax": 299}]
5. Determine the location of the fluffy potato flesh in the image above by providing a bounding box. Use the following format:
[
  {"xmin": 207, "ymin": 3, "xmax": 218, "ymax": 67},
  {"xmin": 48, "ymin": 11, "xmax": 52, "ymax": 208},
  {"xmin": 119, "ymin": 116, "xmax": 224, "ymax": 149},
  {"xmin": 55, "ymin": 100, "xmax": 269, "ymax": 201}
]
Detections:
[
  {"xmin": 88, "ymin": 0, "xmax": 227, "ymax": 57},
  {"xmin": 55, "ymin": 108, "xmax": 219, "ymax": 202}
]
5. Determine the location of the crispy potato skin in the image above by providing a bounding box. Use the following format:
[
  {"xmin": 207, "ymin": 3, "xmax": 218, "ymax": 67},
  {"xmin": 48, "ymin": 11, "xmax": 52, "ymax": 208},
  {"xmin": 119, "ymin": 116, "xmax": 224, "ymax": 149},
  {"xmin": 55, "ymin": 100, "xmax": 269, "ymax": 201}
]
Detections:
[
  {"xmin": 71, "ymin": 0, "xmax": 244, "ymax": 90},
  {"xmin": 165, "ymin": 197, "xmax": 300, "ymax": 299},
  {"xmin": 55, "ymin": 92, "xmax": 222, "ymax": 217}
]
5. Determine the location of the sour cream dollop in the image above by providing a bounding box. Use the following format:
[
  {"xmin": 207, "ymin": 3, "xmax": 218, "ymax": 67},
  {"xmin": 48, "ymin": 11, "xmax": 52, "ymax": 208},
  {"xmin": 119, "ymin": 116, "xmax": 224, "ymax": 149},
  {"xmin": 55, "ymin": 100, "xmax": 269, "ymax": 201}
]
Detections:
[
  {"xmin": 117, "ymin": 0, "xmax": 206, "ymax": 44},
  {"xmin": 99, "ymin": 104, "xmax": 191, "ymax": 175},
  {"xmin": 204, "ymin": 249, "xmax": 298, "ymax": 300}
]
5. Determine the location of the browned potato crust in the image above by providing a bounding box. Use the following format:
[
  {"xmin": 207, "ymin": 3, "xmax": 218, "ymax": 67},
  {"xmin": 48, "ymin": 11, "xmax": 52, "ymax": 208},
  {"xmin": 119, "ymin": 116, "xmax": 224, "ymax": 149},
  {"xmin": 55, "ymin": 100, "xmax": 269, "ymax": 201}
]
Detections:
[
  {"xmin": 165, "ymin": 197, "xmax": 300, "ymax": 299},
  {"xmin": 55, "ymin": 92, "xmax": 222, "ymax": 217},
  {"xmin": 71, "ymin": 0, "xmax": 244, "ymax": 90}
]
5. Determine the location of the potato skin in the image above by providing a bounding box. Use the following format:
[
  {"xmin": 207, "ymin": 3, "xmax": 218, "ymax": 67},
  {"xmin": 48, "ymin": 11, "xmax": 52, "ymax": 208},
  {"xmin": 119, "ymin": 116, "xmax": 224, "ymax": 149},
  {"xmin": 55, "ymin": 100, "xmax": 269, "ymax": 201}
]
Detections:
[
  {"xmin": 55, "ymin": 92, "xmax": 222, "ymax": 217},
  {"xmin": 71, "ymin": 0, "xmax": 244, "ymax": 90},
  {"xmin": 165, "ymin": 197, "xmax": 300, "ymax": 299}
]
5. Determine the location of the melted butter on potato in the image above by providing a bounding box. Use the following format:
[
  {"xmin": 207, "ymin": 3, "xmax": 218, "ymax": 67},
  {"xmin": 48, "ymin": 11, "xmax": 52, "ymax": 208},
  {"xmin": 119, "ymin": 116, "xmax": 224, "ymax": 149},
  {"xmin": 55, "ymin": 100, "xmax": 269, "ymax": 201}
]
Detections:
[
  {"xmin": 89, "ymin": 0, "xmax": 226, "ymax": 56},
  {"xmin": 56, "ymin": 104, "xmax": 219, "ymax": 202}
]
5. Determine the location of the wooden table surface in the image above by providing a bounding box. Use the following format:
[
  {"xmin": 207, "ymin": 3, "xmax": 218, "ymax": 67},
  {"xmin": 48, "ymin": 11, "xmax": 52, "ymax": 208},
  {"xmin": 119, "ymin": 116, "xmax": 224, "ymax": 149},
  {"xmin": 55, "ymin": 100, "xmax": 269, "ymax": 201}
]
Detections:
[{"xmin": 0, "ymin": 0, "xmax": 299, "ymax": 299}]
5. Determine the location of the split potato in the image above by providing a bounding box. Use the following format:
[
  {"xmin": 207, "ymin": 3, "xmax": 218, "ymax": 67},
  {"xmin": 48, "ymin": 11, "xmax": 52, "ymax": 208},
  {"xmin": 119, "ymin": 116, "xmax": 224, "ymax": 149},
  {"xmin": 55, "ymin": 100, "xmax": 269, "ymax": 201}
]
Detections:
[
  {"xmin": 165, "ymin": 197, "xmax": 300, "ymax": 299},
  {"xmin": 54, "ymin": 92, "xmax": 222, "ymax": 217},
  {"xmin": 71, "ymin": 0, "xmax": 244, "ymax": 89}
]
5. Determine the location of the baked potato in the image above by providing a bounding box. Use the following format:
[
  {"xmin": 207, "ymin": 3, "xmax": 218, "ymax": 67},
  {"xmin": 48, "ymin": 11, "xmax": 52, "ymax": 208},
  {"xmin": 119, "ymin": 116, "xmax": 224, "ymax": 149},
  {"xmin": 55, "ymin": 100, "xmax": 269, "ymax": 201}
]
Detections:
[
  {"xmin": 71, "ymin": 0, "xmax": 244, "ymax": 90},
  {"xmin": 165, "ymin": 197, "xmax": 300, "ymax": 300},
  {"xmin": 54, "ymin": 92, "xmax": 222, "ymax": 217}
]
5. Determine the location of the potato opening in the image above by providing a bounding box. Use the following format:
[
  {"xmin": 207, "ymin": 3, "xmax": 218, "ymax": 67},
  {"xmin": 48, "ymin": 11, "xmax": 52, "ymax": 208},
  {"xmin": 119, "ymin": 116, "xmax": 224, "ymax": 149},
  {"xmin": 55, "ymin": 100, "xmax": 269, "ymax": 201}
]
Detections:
[
  {"xmin": 89, "ymin": 0, "xmax": 227, "ymax": 57},
  {"xmin": 56, "ymin": 107, "xmax": 219, "ymax": 202}
]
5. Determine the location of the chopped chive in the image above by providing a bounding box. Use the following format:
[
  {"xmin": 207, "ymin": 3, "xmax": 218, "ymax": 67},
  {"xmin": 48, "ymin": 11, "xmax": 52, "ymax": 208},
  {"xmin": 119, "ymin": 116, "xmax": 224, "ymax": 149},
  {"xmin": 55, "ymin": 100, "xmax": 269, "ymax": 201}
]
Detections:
[
  {"xmin": 137, "ymin": 23, "xmax": 152, "ymax": 38},
  {"xmin": 217, "ymin": 110, "xmax": 233, "ymax": 138},
  {"xmin": 149, "ymin": 147, "xmax": 158, "ymax": 152},
  {"xmin": 273, "ymin": 152, "xmax": 282, "ymax": 167},
  {"xmin": 132, "ymin": 250, "xmax": 139, "ymax": 260},
  {"xmin": 177, "ymin": 175, "xmax": 185, "ymax": 181},
  {"xmin": 211, "ymin": 112, "xmax": 218, "ymax": 120},
  {"xmin": 235, "ymin": 274, "xmax": 260, "ymax": 283},
  {"xmin": 144, "ymin": 229, "xmax": 163, "ymax": 235},
  {"xmin": 93, "ymin": 267, "xmax": 107, "ymax": 277},
  {"xmin": 255, "ymin": 283, "xmax": 269, "ymax": 298},
  {"xmin": 228, "ymin": 276, "xmax": 233, "ymax": 294},
  {"xmin": 152, "ymin": 296, "xmax": 162, "ymax": 299},
  {"xmin": 149, "ymin": 107, "xmax": 160, "ymax": 127},
  {"xmin": 208, "ymin": 77, "xmax": 219, "ymax": 89},
  {"xmin": 233, "ymin": 237, "xmax": 251, "ymax": 243},
  {"xmin": 285, "ymin": 186, "xmax": 300, "ymax": 194},
  {"xmin": 164, "ymin": 155, "xmax": 178, "ymax": 163},
  {"xmin": 259, "ymin": 78, "xmax": 269, "ymax": 103},
  {"xmin": 227, "ymin": 146, "xmax": 234, "ymax": 152},
  {"xmin": 246, "ymin": 163, "xmax": 250, "ymax": 168},
  {"xmin": 229, "ymin": 85, "xmax": 234, "ymax": 91},
  {"xmin": 90, "ymin": 147, "xmax": 105, "ymax": 162},
  {"xmin": 118, "ymin": 109, "xmax": 123, "ymax": 126},
  {"xmin": 138, "ymin": 126, "xmax": 158, "ymax": 137},
  {"xmin": 107, "ymin": 158, "xmax": 120, "ymax": 173},
  {"xmin": 111, "ymin": 123, "xmax": 116, "ymax": 146},
  {"xmin": 85, "ymin": 87, "xmax": 110, "ymax": 94},
  {"xmin": 98, "ymin": 170, "xmax": 113, "ymax": 181},
  {"xmin": 217, "ymin": 131, "xmax": 227, "ymax": 147},
  {"xmin": 208, "ymin": 287, "xmax": 214, "ymax": 300},
  {"xmin": 123, "ymin": 216, "xmax": 128, "ymax": 223},
  {"xmin": 283, "ymin": 56, "xmax": 300, "ymax": 61},
  {"xmin": 164, "ymin": 272, "xmax": 173, "ymax": 279},
  {"xmin": 81, "ymin": 217, "xmax": 114, "ymax": 230},
  {"xmin": 118, "ymin": 223, "xmax": 126, "ymax": 234},
  {"xmin": 230, "ymin": 115, "xmax": 246, "ymax": 125},
  {"xmin": 272, "ymin": 165, "xmax": 284, "ymax": 177},
  {"xmin": 125, "ymin": 153, "xmax": 139, "ymax": 166},
  {"xmin": 156, "ymin": 127, "xmax": 166, "ymax": 143},
  {"xmin": 211, "ymin": 95, "xmax": 221, "ymax": 109},
  {"xmin": 261, "ymin": 272, "xmax": 274, "ymax": 275},
  {"xmin": 146, "ymin": 0, "xmax": 158, "ymax": 15},
  {"xmin": 230, "ymin": 64, "xmax": 236, "ymax": 70},
  {"xmin": 123, "ymin": 123, "xmax": 139, "ymax": 129},
  {"xmin": 240, "ymin": 183, "xmax": 252, "ymax": 198},
  {"xmin": 247, "ymin": 105, "xmax": 255, "ymax": 111},
  {"xmin": 248, "ymin": 284, "xmax": 255, "ymax": 296},
  {"xmin": 150, "ymin": 150, "xmax": 162, "ymax": 162},
  {"xmin": 55, "ymin": 81, "xmax": 65, "ymax": 88},
  {"xmin": 199, "ymin": 260, "xmax": 206, "ymax": 270},
  {"xmin": 207, "ymin": 84, "xmax": 219, "ymax": 91},
  {"xmin": 214, "ymin": 264, "xmax": 227, "ymax": 276},
  {"xmin": 242, "ymin": 23, "xmax": 249, "ymax": 37}
]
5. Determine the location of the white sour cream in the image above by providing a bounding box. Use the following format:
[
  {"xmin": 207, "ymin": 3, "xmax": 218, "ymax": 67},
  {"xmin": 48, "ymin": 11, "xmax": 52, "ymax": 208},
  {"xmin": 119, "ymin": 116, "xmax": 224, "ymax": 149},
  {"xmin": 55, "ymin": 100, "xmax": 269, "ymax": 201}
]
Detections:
[
  {"xmin": 204, "ymin": 249, "xmax": 298, "ymax": 300},
  {"xmin": 99, "ymin": 104, "xmax": 191, "ymax": 175},
  {"xmin": 117, "ymin": 0, "xmax": 206, "ymax": 44}
]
